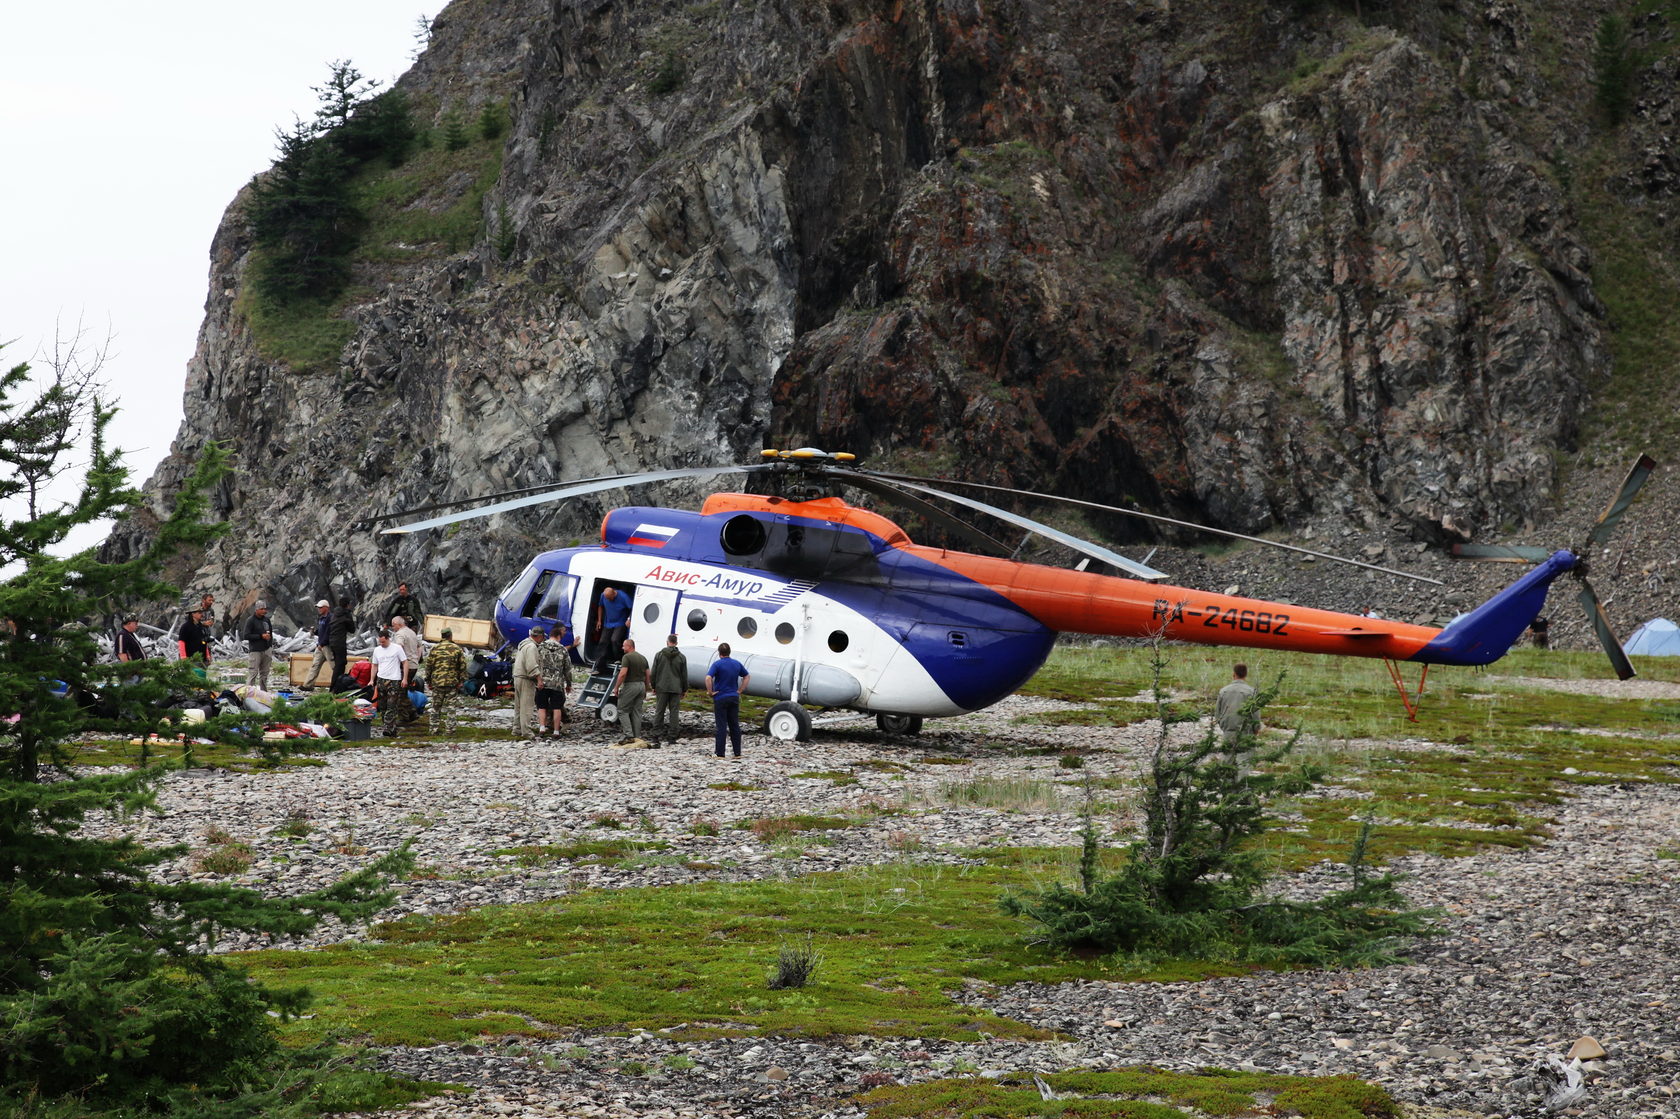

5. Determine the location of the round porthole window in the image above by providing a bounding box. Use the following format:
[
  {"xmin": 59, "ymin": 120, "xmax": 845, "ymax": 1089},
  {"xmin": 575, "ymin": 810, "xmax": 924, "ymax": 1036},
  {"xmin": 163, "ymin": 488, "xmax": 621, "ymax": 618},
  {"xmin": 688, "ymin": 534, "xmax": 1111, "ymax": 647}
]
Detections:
[
  {"xmin": 686, "ymin": 609, "xmax": 707, "ymax": 632},
  {"xmin": 827, "ymin": 630, "xmax": 849, "ymax": 653},
  {"xmin": 775, "ymin": 622, "xmax": 796, "ymax": 645},
  {"xmin": 643, "ymin": 603, "xmax": 660, "ymax": 623},
  {"xmin": 738, "ymin": 616, "xmax": 758, "ymax": 639}
]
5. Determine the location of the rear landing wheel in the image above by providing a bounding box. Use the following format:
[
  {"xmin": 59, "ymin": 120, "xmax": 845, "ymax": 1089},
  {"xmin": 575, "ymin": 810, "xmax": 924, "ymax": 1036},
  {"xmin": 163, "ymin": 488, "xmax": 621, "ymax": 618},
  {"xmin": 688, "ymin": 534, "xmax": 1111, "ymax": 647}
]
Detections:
[
  {"xmin": 876, "ymin": 713, "xmax": 923, "ymax": 736},
  {"xmin": 764, "ymin": 701, "xmax": 813, "ymax": 742}
]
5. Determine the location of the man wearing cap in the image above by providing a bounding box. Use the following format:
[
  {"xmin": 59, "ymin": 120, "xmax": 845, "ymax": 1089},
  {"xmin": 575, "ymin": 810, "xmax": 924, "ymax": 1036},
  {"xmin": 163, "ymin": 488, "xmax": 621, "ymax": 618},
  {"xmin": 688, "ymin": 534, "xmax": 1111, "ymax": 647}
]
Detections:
[
  {"xmin": 181, "ymin": 607, "xmax": 213, "ymax": 664},
  {"xmin": 243, "ymin": 601, "xmax": 275, "ymax": 690},
  {"xmin": 427, "ymin": 627, "xmax": 469, "ymax": 736},
  {"xmin": 511, "ymin": 625, "xmax": 546, "ymax": 739},
  {"xmin": 306, "ymin": 599, "xmax": 333, "ymax": 689}
]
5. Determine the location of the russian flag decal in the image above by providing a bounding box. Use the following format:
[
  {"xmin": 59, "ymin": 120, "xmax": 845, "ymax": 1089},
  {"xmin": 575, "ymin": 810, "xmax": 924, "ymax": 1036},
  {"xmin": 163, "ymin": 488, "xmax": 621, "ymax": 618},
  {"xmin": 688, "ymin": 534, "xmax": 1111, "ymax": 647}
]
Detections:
[{"xmin": 627, "ymin": 523, "xmax": 679, "ymax": 549}]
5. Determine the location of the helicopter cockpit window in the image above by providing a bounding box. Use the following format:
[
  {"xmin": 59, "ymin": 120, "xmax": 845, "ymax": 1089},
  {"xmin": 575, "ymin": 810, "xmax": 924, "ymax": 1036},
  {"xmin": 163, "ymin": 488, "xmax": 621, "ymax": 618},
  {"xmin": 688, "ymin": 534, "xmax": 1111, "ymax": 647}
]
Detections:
[
  {"xmin": 500, "ymin": 563, "xmax": 543, "ymax": 615},
  {"xmin": 774, "ymin": 622, "xmax": 796, "ymax": 645},
  {"xmin": 521, "ymin": 570, "xmax": 556, "ymax": 619},
  {"xmin": 686, "ymin": 608, "xmax": 707, "ymax": 632},
  {"xmin": 535, "ymin": 572, "xmax": 576, "ymax": 622},
  {"xmin": 737, "ymin": 617, "xmax": 757, "ymax": 639},
  {"xmin": 827, "ymin": 630, "xmax": 849, "ymax": 653},
  {"xmin": 721, "ymin": 514, "xmax": 767, "ymax": 556}
]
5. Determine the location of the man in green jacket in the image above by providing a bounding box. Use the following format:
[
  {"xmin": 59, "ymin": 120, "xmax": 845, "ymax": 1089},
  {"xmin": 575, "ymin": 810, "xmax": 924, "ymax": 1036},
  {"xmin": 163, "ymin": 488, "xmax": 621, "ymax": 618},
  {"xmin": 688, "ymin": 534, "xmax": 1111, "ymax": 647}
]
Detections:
[{"xmin": 649, "ymin": 633, "xmax": 687, "ymax": 745}]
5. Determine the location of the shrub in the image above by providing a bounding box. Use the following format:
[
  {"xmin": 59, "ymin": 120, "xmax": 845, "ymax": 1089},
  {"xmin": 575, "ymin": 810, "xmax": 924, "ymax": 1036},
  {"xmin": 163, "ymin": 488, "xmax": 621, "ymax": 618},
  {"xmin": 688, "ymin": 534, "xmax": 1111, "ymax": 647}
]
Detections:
[
  {"xmin": 1003, "ymin": 645, "xmax": 1439, "ymax": 965},
  {"xmin": 767, "ymin": 935, "xmax": 822, "ymax": 989}
]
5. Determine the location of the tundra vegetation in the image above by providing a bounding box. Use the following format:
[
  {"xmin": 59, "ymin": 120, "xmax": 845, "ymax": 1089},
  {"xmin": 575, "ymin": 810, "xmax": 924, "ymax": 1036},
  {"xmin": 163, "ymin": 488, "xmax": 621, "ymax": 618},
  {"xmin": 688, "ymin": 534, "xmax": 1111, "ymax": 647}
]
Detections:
[{"xmin": 60, "ymin": 638, "xmax": 1661, "ymax": 1119}]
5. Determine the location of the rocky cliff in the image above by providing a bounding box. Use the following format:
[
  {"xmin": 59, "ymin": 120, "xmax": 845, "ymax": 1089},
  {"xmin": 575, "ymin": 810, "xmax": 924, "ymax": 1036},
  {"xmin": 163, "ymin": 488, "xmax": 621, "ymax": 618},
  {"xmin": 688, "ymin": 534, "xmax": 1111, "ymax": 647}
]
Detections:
[{"xmin": 111, "ymin": 0, "xmax": 1679, "ymax": 642}]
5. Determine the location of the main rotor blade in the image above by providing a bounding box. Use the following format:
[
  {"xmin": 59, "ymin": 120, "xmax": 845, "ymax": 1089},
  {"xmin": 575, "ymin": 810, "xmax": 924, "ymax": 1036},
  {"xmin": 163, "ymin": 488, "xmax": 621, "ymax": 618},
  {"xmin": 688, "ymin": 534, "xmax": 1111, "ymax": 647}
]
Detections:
[
  {"xmin": 1450, "ymin": 543, "xmax": 1554, "ymax": 563},
  {"xmin": 863, "ymin": 474, "xmax": 1169, "ymax": 580},
  {"xmin": 1586, "ymin": 453, "xmax": 1657, "ymax": 548},
  {"xmin": 355, "ymin": 471, "xmax": 649, "ymax": 531},
  {"xmin": 1577, "ymin": 577, "xmax": 1637, "ymax": 680},
  {"xmin": 868, "ymin": 471, "xmax": 1444, "ymax": 586},
  {"xmin": 379, "ymin": 465, "xmax": 765, "ymax": 535},
  {"xmin": 817, "ymin": 470, "xmax": 1013, "ymax": 555}
]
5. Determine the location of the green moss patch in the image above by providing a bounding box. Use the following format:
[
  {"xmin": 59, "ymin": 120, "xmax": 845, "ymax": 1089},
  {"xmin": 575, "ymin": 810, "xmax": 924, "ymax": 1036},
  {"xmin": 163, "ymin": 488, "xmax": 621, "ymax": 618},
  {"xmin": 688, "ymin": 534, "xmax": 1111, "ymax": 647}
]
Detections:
[
  {"xmin": 238, "ymin": 856, "xmax": 1268, "ymax": 1048},
  {"xmin": 856, "ymin": 1068, "xmax": 1397, "ymax": 1118},
  {"xmin": 493, "ymin": 839, "xmax": 670, "ymax": 867}
]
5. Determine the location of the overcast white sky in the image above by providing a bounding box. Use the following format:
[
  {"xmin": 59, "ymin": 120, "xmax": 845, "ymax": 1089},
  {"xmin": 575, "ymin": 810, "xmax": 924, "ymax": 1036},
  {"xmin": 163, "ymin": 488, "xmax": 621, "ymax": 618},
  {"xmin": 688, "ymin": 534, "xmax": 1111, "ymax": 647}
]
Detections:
[{"xmin": 2, "ymin": 2, "xmax": 445, "ymax": 510}]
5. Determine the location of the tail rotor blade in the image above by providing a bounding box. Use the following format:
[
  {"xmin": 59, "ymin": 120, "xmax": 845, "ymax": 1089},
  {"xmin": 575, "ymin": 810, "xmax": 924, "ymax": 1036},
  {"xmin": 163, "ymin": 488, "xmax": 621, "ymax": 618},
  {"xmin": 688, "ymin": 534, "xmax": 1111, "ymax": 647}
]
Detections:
[
  {"xmin": 1586, "ymin": 453, "xmax": 1657, "ymax": 548},
  {"xmin": 1577, "ymin": 578, "xmax": 1637, "ymax": 680}
]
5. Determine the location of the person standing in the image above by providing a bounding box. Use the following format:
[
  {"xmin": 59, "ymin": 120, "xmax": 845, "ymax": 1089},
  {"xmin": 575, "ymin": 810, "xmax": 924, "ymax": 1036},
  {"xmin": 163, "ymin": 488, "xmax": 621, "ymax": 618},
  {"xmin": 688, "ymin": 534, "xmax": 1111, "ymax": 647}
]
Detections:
[
  {"xmin": 328, "ymin": 596, "xmax": 355, "ymax": 686},
  {"xmin": 369, "ymin": 629, "xmax": 410, "ymax": 737},
  {"xmin": 181, "ymin": 608, "xmax": 213, "ymax": 665},
  {"xmin": 613, "ymin": 637, "xmax": 651, "ymax": 743},
  {"xmin": 116, "ymin": 616, "xmax": 144, "ymax": 684},
  {"xmin": 387, "ymin": 581, "xmax": 424, "ymax": 632},
  {"xmin": 198, "ymin": 593, "xmax": 218, "ymax": 637},
  {"xmin": 592, "ymin": 586, "xmax": 633, "ymax": 673},
  {"xmin": 390, "ymin": 615, "xmax": 425, "ymax": 680},
  {"xmin": 426, "ymin": 628, "xmax": 469, "ymax": 737},
  {"xmin": 535, "ymin": 625, "xmax": 572, "ymax": 736},
  {"xmin": 1215, "ymin": 663, "xmax": 1258, "ymax": 746},
  {"xmin": 306, "ymin": 599, "xmax": 333, "ymax": 688},
  {"xmin": 650, "ymin": 633, "xmax": 687, "ymax": 745},
  {"xmin": 511, "ymin": 625, "xmax": 545, "ymax": 739},
  {"xmin": 706, "ymin": 642, "xmax": 750, "ymax": 758},
  {"xmin": 242, "ymin": 601, "xmax": 275, "ymax": 690}
]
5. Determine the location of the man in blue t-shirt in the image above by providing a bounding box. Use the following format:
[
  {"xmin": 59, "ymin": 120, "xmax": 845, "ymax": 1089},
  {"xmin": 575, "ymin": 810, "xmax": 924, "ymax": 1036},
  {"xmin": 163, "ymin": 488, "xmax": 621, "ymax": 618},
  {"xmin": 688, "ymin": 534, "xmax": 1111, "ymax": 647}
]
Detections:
[
  {"xmin": 705, "ymin": 642, "xmax": 750, "ymax": 758},
  {"xmin": 592, "ymin": 586, "xmax": 634, "ymax": 673}
]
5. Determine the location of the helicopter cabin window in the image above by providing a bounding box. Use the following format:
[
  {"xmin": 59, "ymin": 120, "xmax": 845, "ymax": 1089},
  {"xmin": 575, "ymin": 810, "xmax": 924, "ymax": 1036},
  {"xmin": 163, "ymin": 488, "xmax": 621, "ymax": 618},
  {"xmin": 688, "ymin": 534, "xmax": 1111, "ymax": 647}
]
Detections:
[
  {"xmin": 827, "ymin": 630, "xmax": 849, "ymax": 653},
  {"xmin": 642, "ymin": 602, "xmax": 660, "ymax": 625},
  {"xmin": 535, "ymin": 573, "xmax": 577, "ymax": 623},
  {"xmin": 737, "ymin": 617, "xmax": 757, "ymax": 639},
  {"xmin": 686, "ymin": 609, "xmax": 707, "ymax": 632},
  {"xmin": 774, "ymin": 622, "xmax": 796, "ymax": 645}
]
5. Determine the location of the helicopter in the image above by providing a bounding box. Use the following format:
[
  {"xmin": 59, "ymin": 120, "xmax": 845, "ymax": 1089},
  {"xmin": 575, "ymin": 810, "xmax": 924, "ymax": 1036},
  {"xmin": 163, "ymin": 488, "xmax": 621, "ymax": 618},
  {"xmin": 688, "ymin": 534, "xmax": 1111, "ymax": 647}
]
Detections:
[{"xmin": 375, "ymin": 449, "xmax": 1653, "ymax": 737}]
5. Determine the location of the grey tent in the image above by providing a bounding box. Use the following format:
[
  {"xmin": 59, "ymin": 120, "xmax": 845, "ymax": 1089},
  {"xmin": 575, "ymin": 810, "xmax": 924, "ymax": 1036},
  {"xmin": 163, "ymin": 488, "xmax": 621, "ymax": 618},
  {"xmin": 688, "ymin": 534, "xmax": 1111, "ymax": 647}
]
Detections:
[{"xmin": 1623, "ymin": 617, "xmax": 1680, "ymax": 657}]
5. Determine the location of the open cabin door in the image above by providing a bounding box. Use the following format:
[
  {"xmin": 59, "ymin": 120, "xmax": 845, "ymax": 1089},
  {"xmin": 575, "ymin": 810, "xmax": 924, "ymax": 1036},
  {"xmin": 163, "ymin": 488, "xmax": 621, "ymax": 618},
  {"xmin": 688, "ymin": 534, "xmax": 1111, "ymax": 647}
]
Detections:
[{"xmin": 628, "ymin": 584, "xmax": 682, "ymax": 649}]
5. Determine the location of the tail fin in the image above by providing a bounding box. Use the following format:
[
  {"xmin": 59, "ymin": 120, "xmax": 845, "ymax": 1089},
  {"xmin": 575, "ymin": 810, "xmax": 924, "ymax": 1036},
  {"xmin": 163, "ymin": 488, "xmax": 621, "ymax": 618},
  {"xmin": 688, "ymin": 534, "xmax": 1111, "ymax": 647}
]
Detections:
[{"xmin": 1412, "ymin": 550, "xmax": 1577, "ymax": 667}]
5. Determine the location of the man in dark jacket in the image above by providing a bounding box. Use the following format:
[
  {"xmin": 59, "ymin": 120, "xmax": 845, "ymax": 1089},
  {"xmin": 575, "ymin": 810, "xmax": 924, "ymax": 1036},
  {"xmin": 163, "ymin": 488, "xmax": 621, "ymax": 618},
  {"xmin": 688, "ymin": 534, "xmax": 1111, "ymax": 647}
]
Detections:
[
  {"xmin": 181, "ymin": 608, "xmax": 213, "ymax": 665},
  {"xmin": 243, "ymin": 601, "xmax": 275, "ymax": 690},
  {"xmin": 386, "ymin": 582, "xmax": 424, "ymax": 632},
  {"xmin": 328, "ymin": 597, "xmax": 355, "ymax": 685}
]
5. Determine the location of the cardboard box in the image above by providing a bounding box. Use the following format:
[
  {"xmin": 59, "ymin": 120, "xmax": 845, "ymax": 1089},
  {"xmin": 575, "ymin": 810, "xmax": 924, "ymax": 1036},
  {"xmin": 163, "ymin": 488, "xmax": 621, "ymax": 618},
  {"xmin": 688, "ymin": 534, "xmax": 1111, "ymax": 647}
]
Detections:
[
  {"xmin": 288, "ymin": 653, "xmax": 368, "ymax": 687},
  {"xmin": 422, "ymin": 614, "xmax": 497, "ymax": 648}
]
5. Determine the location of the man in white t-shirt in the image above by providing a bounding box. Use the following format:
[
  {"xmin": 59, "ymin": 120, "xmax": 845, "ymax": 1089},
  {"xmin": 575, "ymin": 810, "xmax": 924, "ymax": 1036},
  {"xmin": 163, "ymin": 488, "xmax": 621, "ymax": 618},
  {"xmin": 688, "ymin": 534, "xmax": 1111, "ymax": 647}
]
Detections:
[{"xmin": 370, "ymin": 629, "xmax": 410, "ymax": 736}]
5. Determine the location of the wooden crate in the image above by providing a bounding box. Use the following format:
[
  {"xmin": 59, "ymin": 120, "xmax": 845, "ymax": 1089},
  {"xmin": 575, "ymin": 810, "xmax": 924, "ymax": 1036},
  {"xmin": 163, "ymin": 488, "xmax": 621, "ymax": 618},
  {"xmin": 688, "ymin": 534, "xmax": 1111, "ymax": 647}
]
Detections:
[
  {"xmin": 421, "ymin": 614, "xmax": 497, "ymax": 648},
  {"xmin": 288, "ymin": 653, "xmax": 368, "ymax": 687}
]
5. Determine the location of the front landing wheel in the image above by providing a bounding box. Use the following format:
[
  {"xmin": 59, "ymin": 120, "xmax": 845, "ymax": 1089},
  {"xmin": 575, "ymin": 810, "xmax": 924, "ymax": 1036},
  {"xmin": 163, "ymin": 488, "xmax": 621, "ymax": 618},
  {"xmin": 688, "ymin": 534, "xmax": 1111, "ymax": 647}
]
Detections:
[
  {"xmin": 764, "ymin": 701, "xmax": 813, "ymax": 742},
  {"xmin": 876, "ymin": 713, "xmax": 924, "ymax": 736}
]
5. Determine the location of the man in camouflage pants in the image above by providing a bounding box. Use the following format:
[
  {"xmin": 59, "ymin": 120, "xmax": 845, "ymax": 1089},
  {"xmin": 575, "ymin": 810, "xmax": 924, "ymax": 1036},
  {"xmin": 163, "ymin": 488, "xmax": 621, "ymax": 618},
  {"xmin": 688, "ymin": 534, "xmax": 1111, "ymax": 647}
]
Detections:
[{"xmin": 426, "ymin": 628, "xmax": 470, "ymax": 737}]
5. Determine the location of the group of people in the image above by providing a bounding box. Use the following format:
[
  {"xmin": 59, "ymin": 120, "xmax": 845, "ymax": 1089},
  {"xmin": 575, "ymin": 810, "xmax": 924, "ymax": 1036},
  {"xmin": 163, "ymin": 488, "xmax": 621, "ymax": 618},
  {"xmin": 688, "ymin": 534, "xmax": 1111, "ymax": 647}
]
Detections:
[{"xmin": 510, "ymin": 623, "xmax": 752, "ymax": 758}]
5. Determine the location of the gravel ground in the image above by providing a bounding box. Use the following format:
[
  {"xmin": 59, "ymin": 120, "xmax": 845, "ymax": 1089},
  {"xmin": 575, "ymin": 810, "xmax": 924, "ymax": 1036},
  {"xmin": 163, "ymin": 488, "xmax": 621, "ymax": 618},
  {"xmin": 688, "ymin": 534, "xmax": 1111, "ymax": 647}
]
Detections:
[{"xmin": 79, "ymin": 686, "xmax": 1680, "ymax": 1119}]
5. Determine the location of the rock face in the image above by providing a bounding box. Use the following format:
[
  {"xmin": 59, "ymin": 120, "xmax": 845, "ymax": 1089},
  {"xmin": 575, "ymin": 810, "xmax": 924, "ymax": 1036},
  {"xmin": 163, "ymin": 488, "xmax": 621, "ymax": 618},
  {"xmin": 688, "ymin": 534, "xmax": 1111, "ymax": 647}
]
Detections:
[{"xmin": 113, "ymin": 0, "xmax": 1621, "ymax": 632}]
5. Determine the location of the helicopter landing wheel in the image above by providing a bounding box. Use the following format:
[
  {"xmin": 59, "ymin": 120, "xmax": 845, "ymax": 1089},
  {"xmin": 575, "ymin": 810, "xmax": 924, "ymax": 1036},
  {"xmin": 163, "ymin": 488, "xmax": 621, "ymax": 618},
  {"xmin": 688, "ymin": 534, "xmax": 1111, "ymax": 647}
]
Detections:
[
  {"xmin": 876, "ymin": 713, "xmax": 923, "ymax": 736},
  {"xmin": 764, "ymin": 701, "xmax": 813, "ymax": 742},
  {"xmin": 597, "ymin": 702, "xmax": 618, "ymax": 723}
]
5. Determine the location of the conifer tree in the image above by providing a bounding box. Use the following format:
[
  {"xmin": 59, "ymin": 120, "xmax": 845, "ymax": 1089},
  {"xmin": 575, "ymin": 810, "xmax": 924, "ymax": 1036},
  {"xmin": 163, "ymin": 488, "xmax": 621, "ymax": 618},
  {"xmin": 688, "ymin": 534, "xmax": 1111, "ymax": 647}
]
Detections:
[{"xmin": 0, "ymin": 341, "xmax": 411, "ymax": 1116}]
